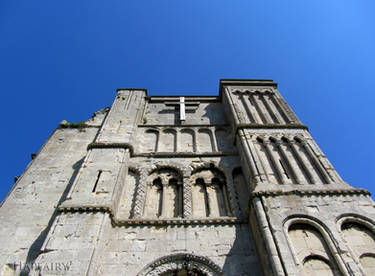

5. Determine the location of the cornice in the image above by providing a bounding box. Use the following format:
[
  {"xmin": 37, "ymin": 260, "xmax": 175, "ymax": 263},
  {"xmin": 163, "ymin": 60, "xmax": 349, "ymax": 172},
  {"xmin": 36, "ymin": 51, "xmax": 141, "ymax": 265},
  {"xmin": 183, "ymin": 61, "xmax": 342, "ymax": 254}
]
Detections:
[
  {"xmin": 251, "ymin": 188, "xmax": 371, "ymax": 198},
  {"xmin": 57, "ymin": 205, "xmax": 244, "ymax": 226}
]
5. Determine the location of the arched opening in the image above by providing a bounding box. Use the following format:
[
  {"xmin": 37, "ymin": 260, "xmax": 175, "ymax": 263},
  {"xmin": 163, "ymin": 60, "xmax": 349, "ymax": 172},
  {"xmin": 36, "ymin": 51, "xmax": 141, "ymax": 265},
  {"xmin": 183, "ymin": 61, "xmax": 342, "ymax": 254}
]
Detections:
[
  {"xmin": 137, "ymin": 253, "xmax": 225, "ymax": 276},
  {"xmin": 144, "ymin": 168, "xmax": 183, "ymax": 218},
  {"xmin": 288, "ymin": 223, "xmax": 340, "ymax": 275},
  {"xmin": 190, "ymin": 166, "xmax": 231, "ymax": 218},
  {"xmin": 342, "ymin": 221, "xmax": 375, "ymax": 275}
]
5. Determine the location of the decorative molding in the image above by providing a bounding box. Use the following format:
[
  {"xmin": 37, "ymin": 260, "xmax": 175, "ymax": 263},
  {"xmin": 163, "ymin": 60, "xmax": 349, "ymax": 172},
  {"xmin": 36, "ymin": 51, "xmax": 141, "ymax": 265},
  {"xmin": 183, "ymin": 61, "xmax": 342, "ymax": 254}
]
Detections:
[
  {"xmin": 251, "ymin": 188, "xmax": 371, "ymax": 198},
  {"xmin": 137, "ymin": 253, "xmax": 225, "ymax": 276},
  {"xmin": 183, "ymin": 177, "xmax": 192, "ymax": 218},
  {"xmin": 138, "ymin": 124, "xmax": 230, "ymax": 128},
  {"xmin": 57, "ymin": 205, "xmax": 243, "ymax": 226},
  {"xmin": 87, "ymin": 142, "xmax": 134, "ymax": 155},
  {"xmin": 232, "ymin": 88, "xmax": 275, "ymax": 95},
  {"xmin": 133, "ymin": 152, "xmax": 238, "ymax": 158}
]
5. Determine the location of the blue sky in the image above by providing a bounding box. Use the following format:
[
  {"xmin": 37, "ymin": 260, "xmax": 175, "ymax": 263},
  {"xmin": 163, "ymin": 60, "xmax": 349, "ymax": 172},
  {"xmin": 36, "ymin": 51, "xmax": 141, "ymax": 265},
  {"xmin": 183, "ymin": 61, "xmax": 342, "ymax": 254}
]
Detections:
[{"xmin": 0, "ymin": 0, "xmax": 374, "ymax": 201}]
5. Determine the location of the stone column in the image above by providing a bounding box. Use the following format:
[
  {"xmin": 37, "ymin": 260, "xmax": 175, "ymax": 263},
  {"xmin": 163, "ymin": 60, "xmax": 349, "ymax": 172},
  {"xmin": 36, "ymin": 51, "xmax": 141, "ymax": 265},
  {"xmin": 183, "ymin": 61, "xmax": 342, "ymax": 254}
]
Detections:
[
  {"xmin": 182, "ymin": 177, "xmax": 192, "ymax": 218},
  {"xmin": 239, "ymin": 93, "xmax": 256, "ymax": 123},
  {"xmin": 269, "ymin": 94, "xmax": 291, "ymax": 124},
  {"xmin": 210, "ymin": 127, "xmax": 218, "ymax": 152},
  {"xmin": 289, "ymin": 140, "xmax": 318, "ymax": 184},
  {"xmin": 255, "ymin": 93, "xmax": 273, "ymax": 124},
  {"xmin": 264, "ymin": 93, "xmax": 285, "ymax": 124},
  {"xmin": 224, "ymin": 88, "xmax": 241, "ymax": 126},
  {"xmin": 300, "ymin": 140, "xmax": 333, "ymax": 184},
  {"xmin": 263, "ymin": 139, "xmax": 289, "ymax": 185},
  {"xmin": 238, "ymin": 130, "xmax": 263, "ymax": 185},
  {"xmin": 275, "ymin": 140, "xmax": 301, "ymax": 184}
]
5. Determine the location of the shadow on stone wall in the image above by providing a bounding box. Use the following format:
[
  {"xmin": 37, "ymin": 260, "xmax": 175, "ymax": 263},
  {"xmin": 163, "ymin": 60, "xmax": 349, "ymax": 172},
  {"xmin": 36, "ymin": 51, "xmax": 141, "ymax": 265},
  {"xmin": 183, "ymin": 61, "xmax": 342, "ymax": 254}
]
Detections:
[
  {"xmin": 20, "ymin": 157, "xmax": 84, "ymax": 276},
  {"xmin": 222, "ymin": 224, "xmax": 262, "ymax": 276}
]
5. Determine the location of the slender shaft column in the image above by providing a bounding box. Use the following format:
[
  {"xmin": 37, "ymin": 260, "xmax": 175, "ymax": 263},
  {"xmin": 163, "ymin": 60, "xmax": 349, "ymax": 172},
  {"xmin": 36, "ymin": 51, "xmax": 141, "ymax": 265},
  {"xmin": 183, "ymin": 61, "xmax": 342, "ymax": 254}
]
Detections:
[
  {"xmin": 276, "ymin": 140, "xmax": 301, "ymax": 184},
  {"xmin": 239, "ymin": 94, "xmax": 256, "ymax": 123},
  {"xmin": 255, "ymin": 93, "xmax": 273, "ymax": 124},
  {"xmin": 210, "ymin": 127, "xmax": 218, "ymax": 152},
  {"xmin": 249, "ymin": 94, "xmax": 268, "ymax": 124},
  {"xmin": 253, "ymin": 197, "xmax": 285, "ymax": 275},
  {"xmin": 265, "ymin": 93, "xmax": 285, "ymax": 124},
  {"xmin": 224, "ymin": 89, "xmax": 241, "ymax": 126},
  {"xmin": 264, "ymin": 140, "xmax": 288, "ymax": 184},
  {"xmin": 270, "ymin": 94, "xmax": 291, "ymax": 124},
  {"xmin": 246, "ymin": 94, "xmax": 263, "ymax": 123},
  {"xmin": 174, "ymin": 130, "xmax": 179, "ymax": 152},
  {"xmin": 238, "ymin": 130, "xmax": 262, "ymax": 185},
  {"xmin": 178, "ymin": 181, "xmax": 183, "ymax": 217},
  {"xmin": 221, "ymin": 184, "xmax": 231, "ymax": 216},
  {"xmin": 300, "ymin": 141, "xmax": 333, "ymax": 184},
  {"xmin": 260, "ymin": 94, "xmax": 279, "ymax": 124},
  {"xmin": 160, "ymin": 180, "xmax": 168, "ymax": 217},
  {"xmin": 289, "ymin": 141, "xmax": 318, "ymax": 184},
  {"xmin": 192, "ymin": 129, "xmax": 197, "ymax": 152}
]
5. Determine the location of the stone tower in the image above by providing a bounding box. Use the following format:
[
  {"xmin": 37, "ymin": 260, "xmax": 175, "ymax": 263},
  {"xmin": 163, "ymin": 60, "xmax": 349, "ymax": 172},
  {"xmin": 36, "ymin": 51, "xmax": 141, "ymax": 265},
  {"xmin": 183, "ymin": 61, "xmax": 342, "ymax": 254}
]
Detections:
[{"xmin": 0, "ymin": 79, "xmax": 374, "ymax": 276}]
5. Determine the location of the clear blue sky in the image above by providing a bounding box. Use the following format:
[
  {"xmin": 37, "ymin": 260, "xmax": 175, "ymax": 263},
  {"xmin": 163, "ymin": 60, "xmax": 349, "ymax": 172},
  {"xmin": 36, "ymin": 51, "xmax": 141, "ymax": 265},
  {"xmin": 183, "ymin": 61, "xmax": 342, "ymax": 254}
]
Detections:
[{"xmin": 0, "ymin": 1, "xmax": 374, "ymax": 201}]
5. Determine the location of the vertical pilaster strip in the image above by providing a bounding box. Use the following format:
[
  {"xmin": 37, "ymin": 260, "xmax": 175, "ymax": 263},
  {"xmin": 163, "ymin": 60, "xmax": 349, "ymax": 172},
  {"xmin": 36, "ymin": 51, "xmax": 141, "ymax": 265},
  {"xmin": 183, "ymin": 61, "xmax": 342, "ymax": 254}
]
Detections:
[
  {"xmin": 161, "ymin": 180, "xmax": 168, "ymax": 217},
  {"xmin": 264, "ymin": 139, "xmax": 288, "ymax": 185},
  {"xmin": 269, "ymin": 94, "xmax": 290, "ymax": 124},
  {"xmin": 301, "ymin": 140, "xmax": 333, "ymax": 184},
  {"xmin": 248, "ymin": 134, "xmax": 268, "ymax": 182},
  {"xmin": 113, "ymin": 149, "xmax": 130, "ymax": 217},
  {"xmin": 254, "ymin": 197, "xmax": 285, "ymax": 275},
  {"xmin": 224, "ymin": 88, "xmax": 241, "ymax": 126},
  {"xmin": 289, "ymin": 141, "xmax": 317, "ymax": 184},
  {"xmin": 255, "ymin": 93, "xmax": 273, "ymax": 124},
  {"xmin": 239, "ymin": 93, "xmax": 256, "ymax": 123},
  {"xmin": 260, "ymin": 94, "xmax": 279, "ymax": 124},
  {"xmin": 210, "ymin": 127, "xmax": 218, "ymax": 152},
  {"xmin": 274, "ymin": 94, "xmax": 299, "ymax": 124},
  {"xmin": 250, "ymin": 94, "xmax": 268, "ymax": 124},
  {"xmin": 238, "ymin": 129, "xmax": 262, "ymax": 185},
  {"xmin": 193, "ymin": 129, "xmax": 198, "ymax": 152},
  {"xmin": 175, "ymin": 129, "xmax": 179, "ymax": 152},
  {"xmin": 276, "ymin": 140, "xmax": 301, "ymax": 184},
  {"xmin": 246, "ymin": 93, "xmax": 263, "ymax": 123},
  {"xmin": 265, "ymin": 93, "xmax": 285, "ymax": 124}
]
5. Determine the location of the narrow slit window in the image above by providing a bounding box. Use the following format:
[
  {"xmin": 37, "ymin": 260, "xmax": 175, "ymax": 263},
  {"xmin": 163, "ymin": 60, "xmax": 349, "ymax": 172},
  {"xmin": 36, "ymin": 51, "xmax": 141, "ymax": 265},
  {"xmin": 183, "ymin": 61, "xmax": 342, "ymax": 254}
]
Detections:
[
  {"xmin": 279, "ymin": 160, "xmax": 290, "ymax": 179},
  {"xmin": 92, "ymin": 170, "xmax": 102, "ymax": 193}
]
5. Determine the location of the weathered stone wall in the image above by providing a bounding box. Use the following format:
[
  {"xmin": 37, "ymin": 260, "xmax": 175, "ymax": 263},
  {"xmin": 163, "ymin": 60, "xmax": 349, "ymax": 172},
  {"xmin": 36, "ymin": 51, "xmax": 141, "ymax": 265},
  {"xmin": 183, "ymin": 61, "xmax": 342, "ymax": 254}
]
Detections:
[
  {"xmin": 258, "ymin": 193, "xmax": 375, "ymax": 275},
  {"xmin": 1, "ymin": 79, "xmax": 374, "ymax": 276},
  {"xmin": 95, "ymin": 222, "xmax": 261, "ymax": 276},
  {"xmin": 0, "ymin": 125, "xmax": 102, "ymax": 274}
]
